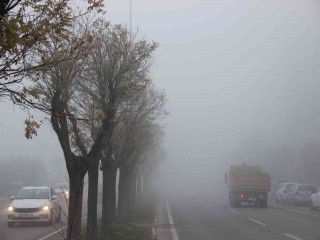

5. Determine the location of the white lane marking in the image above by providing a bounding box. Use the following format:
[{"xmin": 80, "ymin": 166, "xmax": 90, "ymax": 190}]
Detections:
[
  {"xmin": 271, "ymin": 204, "xmax": 320, "ymax": 219},
  {"xmin": 229, "ymin": 209, "xmax": 239, "ymax": 214},
  {"xmin": 165, "ymin": 199, "xmax": 179, "ymax": 240},
  {"xmin": 284, "ymin": 233, "xmax": 304, "ymax": 240},
  {"xmin": 38, "ymin": 209, "xmax": 102, "ymax": 240},
  {"xmin": 248, "ymin": 217, "xmax": 266, "ymax": 226}
]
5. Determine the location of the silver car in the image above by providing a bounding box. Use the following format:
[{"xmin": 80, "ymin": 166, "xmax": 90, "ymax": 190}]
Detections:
[
  {"xmin": 310, "ymin": 186, "xmax": 320, "ymax": 210},
  {"xmin": 287, "ymin": 184, "xmax": 315, "ymax": 206}
]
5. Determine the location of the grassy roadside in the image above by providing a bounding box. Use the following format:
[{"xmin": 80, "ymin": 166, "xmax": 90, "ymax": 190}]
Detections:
[{"xmin": 80, "ymin": 208, "xmax": 154, "ymax": 240}]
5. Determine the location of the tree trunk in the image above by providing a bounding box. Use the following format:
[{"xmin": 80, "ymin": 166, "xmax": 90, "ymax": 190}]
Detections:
[
  {"xmin": 86, "ymin": 162, "xmax": 99, "ymax": 240},
  {"xmin": 128, "ymin": 171, "xmax": 137, "ymax": 212},
  {"xmin": 118, "ymin": 167, "xmax": 130, "ymax": 221},
  {"xmin": 67, "ymin": 166, "xmax": 86, "ymax": 240},
  {"xmin": 101, "ymin": 167, "xmax": 117, "ymax": 235}
]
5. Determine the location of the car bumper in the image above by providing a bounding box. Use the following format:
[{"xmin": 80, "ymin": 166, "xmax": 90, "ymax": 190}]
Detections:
[{"xmin": 8, "ymin": 211, "xmax": 51, "ymax": 223}]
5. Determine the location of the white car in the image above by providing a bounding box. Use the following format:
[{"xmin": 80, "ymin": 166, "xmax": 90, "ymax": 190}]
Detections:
[
  {"xmin": 275, "ymin": 182, "xmax": 297, "ymax": 203},
  {"xmin": 310, "ymin": 186, "xmax": 320, "ymax": 210},
  {"xmin": 7, "ymin": 186, "xmax": 61, "ymax": 227},
  {"xmin": 54, "ymin": 183, "xmax": 69, "ymax": 200}
]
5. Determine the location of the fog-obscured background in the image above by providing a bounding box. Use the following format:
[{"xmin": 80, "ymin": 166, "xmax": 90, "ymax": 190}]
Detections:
[{"xmin": 2, "ymin": 0, "xmax": 320, "ymax": 198}]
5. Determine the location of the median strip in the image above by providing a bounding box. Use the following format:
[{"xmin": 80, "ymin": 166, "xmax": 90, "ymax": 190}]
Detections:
[
  {"xmin": 284, "ymin": 233, "xmax": 303, "ymax": 240},
  {"xmin": 248, "ymin": 217, "xmax": 266, "ymax": 226}
]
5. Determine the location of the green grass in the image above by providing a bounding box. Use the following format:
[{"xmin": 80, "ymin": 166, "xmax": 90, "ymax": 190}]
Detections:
[{"xmin": 81, "ymin": 209, "xmax": 154, "ymax": 240}]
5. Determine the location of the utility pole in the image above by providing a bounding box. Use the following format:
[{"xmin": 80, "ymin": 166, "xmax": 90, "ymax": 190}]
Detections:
[{"xmin": 130, "ymin": 0, "xmax": 132, "ymax": 35}]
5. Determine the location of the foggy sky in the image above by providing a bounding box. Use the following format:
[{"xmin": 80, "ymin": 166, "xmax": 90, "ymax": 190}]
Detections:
[{"xmin": 1, "ymin": 0, "xmax": 320, "ymax": 190}]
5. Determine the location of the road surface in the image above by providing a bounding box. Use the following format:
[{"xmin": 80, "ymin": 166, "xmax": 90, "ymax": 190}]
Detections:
[{"xmin": 157, "ymin": 194, "xmax": 320, "ymax": 240}]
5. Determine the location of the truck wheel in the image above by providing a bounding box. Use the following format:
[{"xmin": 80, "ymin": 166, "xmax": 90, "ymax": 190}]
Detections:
[
  {"xmin": 259, "ymin": 200, "xmax": 267, "ymax": 208},
  {"xmin": 234, "ymin": 201, "xmax": 241, "ymax": 208}
]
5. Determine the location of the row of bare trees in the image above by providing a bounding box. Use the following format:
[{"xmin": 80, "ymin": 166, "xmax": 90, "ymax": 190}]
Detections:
[{"xmin": 20, "ymin": 16, "xmax": 167, "ymax": 240}]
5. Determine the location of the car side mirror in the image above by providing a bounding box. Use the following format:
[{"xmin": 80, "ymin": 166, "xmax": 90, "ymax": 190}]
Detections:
[
  {"xmin": 10, "ymin": 196, "xmax": 15, "ymax": 200},
  {"xmin": 51, "ymin": 195, "xmax": 58, "ymax": 200}
]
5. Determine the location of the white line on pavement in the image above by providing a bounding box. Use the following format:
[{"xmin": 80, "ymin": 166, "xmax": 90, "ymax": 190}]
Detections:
[
  {"xmin": 38, "ymin": 209, "xmax": 102, "ymax": 240},
  {"xmin": 284, "ymin": 233, "xmax": 304, "ymax": 240},
  {"xmin": 248, "ymin": 217, "xmax": 266, "ymax": 226},
  {"xmin": 271, "ymin": 204, "xmax": 320, "ymax": 219},
  {"xmin": 165, "ymin": 199, "xmax": 180, "ymax": 240},
  {"xmin": 229, "ymin": 209, "xmax": 239, "ymax": 214}
]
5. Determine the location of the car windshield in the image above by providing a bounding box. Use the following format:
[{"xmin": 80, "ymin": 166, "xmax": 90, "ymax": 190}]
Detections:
[{"xmin": 16, "ymin": 189, "xmax": 49, "ymax": 199}]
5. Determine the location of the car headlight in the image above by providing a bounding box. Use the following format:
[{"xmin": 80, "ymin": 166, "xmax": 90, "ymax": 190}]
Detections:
[
  {"xmin": 42, "ymin": 206, "xmax": 49, "ymax": 211},
  {"xmin": 8, "ymin": 206, "xmax": 14, "ymax": 212}
]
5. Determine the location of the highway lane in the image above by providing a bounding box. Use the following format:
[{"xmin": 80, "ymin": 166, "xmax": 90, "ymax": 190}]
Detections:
[
  {"xmin": 0, "ymin": 191, "xmax": 100, "ymax": 240},
  {"xmin": 164, "ymin": 195, "xmax": 320, "ymax": 240}
]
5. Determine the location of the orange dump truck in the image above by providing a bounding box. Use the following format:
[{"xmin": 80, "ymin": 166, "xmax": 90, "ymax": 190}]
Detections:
[{"xmin": 226, "ymin": 164, "xmax": 271, "ymax": 208}]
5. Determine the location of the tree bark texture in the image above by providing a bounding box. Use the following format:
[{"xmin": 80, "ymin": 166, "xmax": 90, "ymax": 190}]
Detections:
[
  {"xmin": 118, "ymin": 166, "xmax": 130, "ymax": 221},
  {"xmin": 67, "ymin": 166, "xmax": 86, "ymax": 240},
  {"xmin": 101, "ymin": 167, "xmax": 117, "ymax": 235},
  {"xmin": 86, "ymin": 162, "xmax": 99, "ymax": 240}
]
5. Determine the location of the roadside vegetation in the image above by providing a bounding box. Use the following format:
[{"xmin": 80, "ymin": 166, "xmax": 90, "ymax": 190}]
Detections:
[
  {"xmin": 1, "ymin": 1, "xmax": 167, "ymax": 240},
  {"xmin": 80, "ymin": 208, "xmax": 154, "ymax": 240}
]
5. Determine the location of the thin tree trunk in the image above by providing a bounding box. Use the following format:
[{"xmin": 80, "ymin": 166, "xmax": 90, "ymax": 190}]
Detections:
[
  {"xmin": 128, "ymin": 171, "xmax": 137, "ymax": 212},
  {"xmin": 101, "ymin": 166, "xmax": 117, "ymax": 235},
  {"xmin": 67, "ymin": 166, "xmax": 86, "ymax": 240},
  {"xmin": 86, "ymin": 162, "xmax": 99, "ymax": 240},
  {"xmin": 118, "ymin": 167, "xmax": 130, "ymax": 221}
]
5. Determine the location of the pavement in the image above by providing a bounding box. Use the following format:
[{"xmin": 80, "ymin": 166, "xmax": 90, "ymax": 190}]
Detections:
[{"xmin": 155, "ymin": 194, "xmax": 320, "ymax": 240}]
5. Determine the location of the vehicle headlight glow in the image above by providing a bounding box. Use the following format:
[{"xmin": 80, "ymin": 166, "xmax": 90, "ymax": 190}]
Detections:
[
  {"xmin": 8, "ymin": 206, "xmax": 14, "ymax": 212},
  {"xmin": 42, "ymin": 206, "xmax": 49, "ymax": 211}
]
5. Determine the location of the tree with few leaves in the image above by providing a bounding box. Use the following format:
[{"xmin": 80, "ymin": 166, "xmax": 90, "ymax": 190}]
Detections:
[{"xmin": 0, "ymin": 0, "xmax": 104, "ymax": 108}]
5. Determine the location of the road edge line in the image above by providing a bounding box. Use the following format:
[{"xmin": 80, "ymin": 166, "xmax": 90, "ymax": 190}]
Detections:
[
  {"xmin": 270, "ymin": 204, "xmax": 320, "ymax": 219},
  {"xmin": 165, "ymin": 198, "xmax": 179, "ymax": 240},
  {"xmin": 284, "ymin": 233, "xmax": 304, "ymax": 240},
  {"xmin": 37, "ymin": 209, "xmax": 102, "ymax": 240}
]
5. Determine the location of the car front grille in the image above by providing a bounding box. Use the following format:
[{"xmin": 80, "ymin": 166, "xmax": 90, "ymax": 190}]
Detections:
[{"xmin": 13, "ymin": 207, "xmax": 42, "ymax": 213}]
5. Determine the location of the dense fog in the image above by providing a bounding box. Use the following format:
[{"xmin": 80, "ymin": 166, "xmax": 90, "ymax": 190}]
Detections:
[{"xmin": 2, "ymin": 0, "xmax": 320, "ymax": 199}]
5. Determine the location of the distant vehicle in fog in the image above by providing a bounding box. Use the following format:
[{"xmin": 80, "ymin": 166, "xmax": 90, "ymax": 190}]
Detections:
[
  {"xmin": 226, "ymin": 164, "xmax": 271, "ymax": 208},
  {"xmin": 54, "ymin": 183, "xmax": 69, "ymax": 199},
  {"xmin": 286, "ymin": 183, "xmax": 315, "ymax": 206},
  {"xmin": 7, "ymin": 186, "xmax": 61, "ymax": 227},
  {"xmin": 54, "ymin": 182, "xmax": 69, "ymax": 199},
  {"xmin": 275, "ymin": 182, "xmax": 297, "ymax": 204},
  {"xmin": 310, "ymin": 186, "xmax": 320, "ymax": 210}
]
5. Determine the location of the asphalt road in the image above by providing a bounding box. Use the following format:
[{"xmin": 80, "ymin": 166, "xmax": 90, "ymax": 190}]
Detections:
[{"xmin": 158, "ymin": 194, "xmax": 320, "ymax": 240}]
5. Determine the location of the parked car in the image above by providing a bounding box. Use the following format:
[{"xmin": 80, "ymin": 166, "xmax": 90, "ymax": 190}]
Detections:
[
  {"xmin": 7, "ymin": 186, "xmax": 61, "ymax": 227},
  {"xmin": 287, "ymin": 183, "xmax": 315, "ymax": 206},
  {"xmin": 275, "ymin": 182, "xmax": 297, "ymax": 203},
  {"xmin": 310, "ymin": 186, "xmax": 320, "ymax": 210}
]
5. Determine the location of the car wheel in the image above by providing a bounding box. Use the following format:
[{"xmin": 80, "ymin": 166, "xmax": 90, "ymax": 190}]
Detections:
[
  {"xmin": 8, "ymin": 222, "xmax": 14, "ymax": 227},
  {"xmin": 310, "ymin": 200, "xmax": 316, "ymax": 210}
]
